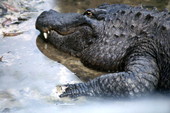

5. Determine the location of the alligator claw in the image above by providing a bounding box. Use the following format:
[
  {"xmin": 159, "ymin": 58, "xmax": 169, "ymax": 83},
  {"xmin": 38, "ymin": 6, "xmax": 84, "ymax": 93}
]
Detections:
[{"xmin": 58, "ymin": 84, "xmax": 78, "ymax": 98}]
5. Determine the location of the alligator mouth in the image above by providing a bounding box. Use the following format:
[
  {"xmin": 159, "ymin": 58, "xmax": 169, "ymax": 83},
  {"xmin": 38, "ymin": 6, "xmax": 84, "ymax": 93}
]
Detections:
[
  {"xmin": 41, "ymin": 27, "xmax": 76, "ymax": 39},
  {"xmin": 41, "ymin": 25, "xmax": 92, "ymax": 39}
]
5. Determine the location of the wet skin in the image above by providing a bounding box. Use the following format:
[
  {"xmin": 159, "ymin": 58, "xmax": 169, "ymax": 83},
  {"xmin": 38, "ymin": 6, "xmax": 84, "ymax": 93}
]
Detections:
[{"xmin": 36, "ymin": 4, "xmax": 170, "ymax": 98}]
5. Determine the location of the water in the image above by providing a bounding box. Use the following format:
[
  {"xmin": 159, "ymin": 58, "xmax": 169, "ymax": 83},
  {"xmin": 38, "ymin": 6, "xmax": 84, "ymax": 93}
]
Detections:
[
  {"xmin": 0, "ymin": 0, "xmax": 170, "ymax": 113},
  {"xmin": 55, "ymin": 0, "xmax": 170, "ymax": 13}
]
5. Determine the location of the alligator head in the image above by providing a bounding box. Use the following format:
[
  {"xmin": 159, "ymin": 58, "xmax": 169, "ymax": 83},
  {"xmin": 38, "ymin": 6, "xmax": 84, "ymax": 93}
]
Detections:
[{"xmin": 35, "ymin": 9, "xmax": 95, "ymax": 56}]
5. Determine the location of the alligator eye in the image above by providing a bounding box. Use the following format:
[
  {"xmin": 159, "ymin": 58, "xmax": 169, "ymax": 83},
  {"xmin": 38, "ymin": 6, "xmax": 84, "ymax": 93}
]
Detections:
[{"xmin": 83, "ymin": 11, "xmax": 93, "ymax": 17}]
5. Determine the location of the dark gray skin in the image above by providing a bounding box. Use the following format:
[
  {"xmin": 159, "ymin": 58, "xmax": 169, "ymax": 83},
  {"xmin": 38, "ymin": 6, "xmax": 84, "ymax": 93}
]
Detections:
[{"xmin": 36, "ymin": 4, "xmax": 170, "ymax": 98}]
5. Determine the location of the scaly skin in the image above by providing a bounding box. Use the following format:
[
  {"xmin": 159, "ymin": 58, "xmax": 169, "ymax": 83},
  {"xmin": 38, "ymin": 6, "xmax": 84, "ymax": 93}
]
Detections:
[{"xmin": 36, "ymin": 4, "xmax": 170, "ymax": 98}]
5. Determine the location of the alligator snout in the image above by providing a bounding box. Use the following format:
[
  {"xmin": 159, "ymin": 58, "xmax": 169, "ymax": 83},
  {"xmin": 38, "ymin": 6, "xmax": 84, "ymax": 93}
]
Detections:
[{"xmin": 36, "ymin": 9, "xmax": 86, "ymax": 39}]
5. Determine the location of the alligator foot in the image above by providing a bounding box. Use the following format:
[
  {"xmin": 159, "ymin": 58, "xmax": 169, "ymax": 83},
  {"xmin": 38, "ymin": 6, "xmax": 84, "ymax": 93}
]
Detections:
[{"xmin": 58, "ymin": 83, "xmax": 93, "ymax": 98}]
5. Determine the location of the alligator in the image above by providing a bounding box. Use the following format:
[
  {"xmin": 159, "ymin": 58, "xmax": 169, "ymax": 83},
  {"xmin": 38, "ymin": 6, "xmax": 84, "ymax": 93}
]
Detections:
[{"xmin": 36, "ymin": 4, "xmax": 170, "ymax": 98}]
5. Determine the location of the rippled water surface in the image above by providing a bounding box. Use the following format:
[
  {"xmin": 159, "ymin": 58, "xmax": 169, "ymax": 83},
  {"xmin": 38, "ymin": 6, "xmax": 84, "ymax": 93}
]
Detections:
[{"xmin": 1, "ymin": 0, "xmax": 170, "ymax": 113}]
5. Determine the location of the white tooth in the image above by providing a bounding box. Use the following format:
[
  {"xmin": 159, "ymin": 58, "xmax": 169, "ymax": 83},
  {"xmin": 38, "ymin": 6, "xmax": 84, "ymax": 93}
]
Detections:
[
  {"xmin": 44, "ymin": 44, "xmax": 48, "ymax": 49},
  {"xmin": 47, "ymin": 31, "xmax": 50, "ymax": 34},
  {"xmin": 43, "ymin": 32, "xmax": 48, "ymax": 39}
]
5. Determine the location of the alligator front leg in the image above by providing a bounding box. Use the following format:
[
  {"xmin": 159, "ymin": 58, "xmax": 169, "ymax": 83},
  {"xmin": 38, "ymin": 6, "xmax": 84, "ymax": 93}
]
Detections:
[{"xmin": 59, "ymin": 54, "xmax": 159, "ymax": 98}]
